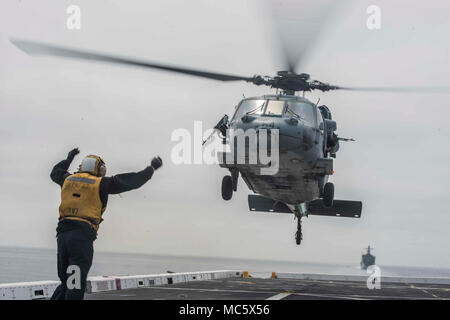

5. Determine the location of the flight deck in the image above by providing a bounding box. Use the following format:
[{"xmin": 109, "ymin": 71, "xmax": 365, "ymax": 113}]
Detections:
[
  {"xmin": 85, "ymin": 276, "xmax": 450, "ymax": 300},
  {"xmin": 2, "ymin": 270, "xmax": 449, "ymax": 300}
]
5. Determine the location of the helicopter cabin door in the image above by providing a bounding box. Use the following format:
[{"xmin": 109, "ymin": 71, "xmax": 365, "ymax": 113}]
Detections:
[{"xmin": 315, "ymin": 106, "xmax": 326, "ymax": 155}]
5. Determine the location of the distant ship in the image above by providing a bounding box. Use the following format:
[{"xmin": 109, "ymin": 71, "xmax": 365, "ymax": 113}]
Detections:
[{"xmin": 360, "ymin": 245, "xmax": 376, "ymax": 269}]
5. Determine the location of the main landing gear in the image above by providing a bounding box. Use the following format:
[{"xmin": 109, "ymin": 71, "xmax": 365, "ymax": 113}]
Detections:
[
  {"xmin": 221, "ymin": 176, "xmax": 233, "ymax": 200},
  {"xmin": 323, "ymin": 182, "xmax": 334, "ymax": 208},
  {"xmin": 221, "ymin": 169, "xmax": 239, "ymax": 201}
]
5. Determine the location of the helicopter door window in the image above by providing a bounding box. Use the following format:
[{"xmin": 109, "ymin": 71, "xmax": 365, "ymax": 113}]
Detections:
[
  {"xmin": 286, "ymin": 102, "xmax": 315, "ymax": 124},
  {"xmin": 264, "ymin": 100, "xmax": 285, "ymax": 116},
  {"xmin": 232, "ymin": 99, "xmax": 266, "ymax": 121}
]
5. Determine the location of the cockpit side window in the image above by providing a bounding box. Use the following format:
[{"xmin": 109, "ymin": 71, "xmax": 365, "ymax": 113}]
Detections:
[
  {"xmin": 285, "ymin": 102, "xmax": 315, "ymax": 124},
  {"xmin": 232, "ymin": 99, "xmax": 266, "ymax": 121}
]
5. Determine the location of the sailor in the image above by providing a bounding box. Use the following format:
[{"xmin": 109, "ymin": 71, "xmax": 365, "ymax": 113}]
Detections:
[{"xmin": 49, "ymin": 148, "xmax": 162, "ymax": 300}]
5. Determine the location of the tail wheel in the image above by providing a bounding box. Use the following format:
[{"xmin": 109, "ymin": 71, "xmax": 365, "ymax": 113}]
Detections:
[
  {"xmin": 295, "ymin": 231, "xmax": 302, "ymax": 245},
  {"xmin": 221, "ymin": 175, "xmax": 233, "ymax": 201},
  {"xmin": 323, "ymin": 182, "xmax": 334, "ymax": 207},
  {"xmin": 295, "ymin": 215, "xmax": 302, "ymax": 245}
]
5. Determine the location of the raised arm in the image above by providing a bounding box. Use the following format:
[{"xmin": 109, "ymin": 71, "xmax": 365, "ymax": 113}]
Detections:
[
  {"xmin": 50, "ymin": 148, "xmax": 80, "ymax": 187},
  {"xmin": 101, "ymin": 156, "xmax": 162, "ymax": 195}
]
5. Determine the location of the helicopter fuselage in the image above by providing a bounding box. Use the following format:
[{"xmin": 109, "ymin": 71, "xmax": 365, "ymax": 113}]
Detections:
[{"xmin": 220, "ymin": 94, "xmax": 332, "ymax": 207}]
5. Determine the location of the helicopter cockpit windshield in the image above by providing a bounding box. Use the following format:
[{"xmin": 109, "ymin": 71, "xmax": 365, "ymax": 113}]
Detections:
[
  {"xmin": 265, "ymin": 100, "xmax": 285, "ymax": 116},
  {"xmin": 232, "ymin": 99, "xmax": 265, "ymax": 121},
  {"xmin": 232, "ymin": 99, "xmax": 316, "ymax": 125},
  {"xmin": 285, "ymin": 102, "xmax": 315, "ymax": 124}
]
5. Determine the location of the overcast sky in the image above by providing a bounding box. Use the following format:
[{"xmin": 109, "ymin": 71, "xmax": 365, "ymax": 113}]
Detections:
[{"xmin": 1, "ymin": 0, "xmax": 449, "ymax": 268}]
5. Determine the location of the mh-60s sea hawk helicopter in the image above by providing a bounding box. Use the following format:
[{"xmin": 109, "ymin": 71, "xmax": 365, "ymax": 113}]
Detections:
[
  {"xmin": 205, "ymin": 71, "xmax": 361, "ymax": 246},
  {"xmin": 10, "ymin": 31, "xmax": 449, "ymax": 245}
]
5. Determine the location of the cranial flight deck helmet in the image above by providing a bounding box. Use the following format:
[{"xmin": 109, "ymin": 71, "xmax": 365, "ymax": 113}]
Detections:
[{"xmin": 79, "ymin": 155, "xmax": 106, "ymax": 177}]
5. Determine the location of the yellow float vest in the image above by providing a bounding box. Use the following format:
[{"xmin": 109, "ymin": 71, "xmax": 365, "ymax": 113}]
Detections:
[{"xmin": 59, "ymin": 172, "xmax": 106, "ymax": 231}]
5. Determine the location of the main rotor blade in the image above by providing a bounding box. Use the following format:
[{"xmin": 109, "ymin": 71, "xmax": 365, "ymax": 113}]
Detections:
[
  {"xmin": 10, "ymin": 38, "xmax": 253, "ymax": 82},
  {"xmin": 337, "ymin": 86, "xmax": 450, "ymax": 94},
  {"xmin": 266, "ymin": 0, "xmax": 344, "ymax": 72}
]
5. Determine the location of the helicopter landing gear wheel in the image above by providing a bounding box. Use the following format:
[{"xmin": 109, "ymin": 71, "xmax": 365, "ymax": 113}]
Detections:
[
  {"xmin": 323, "ymin": 182, "xmax": 334, "ymax": 208},
  {"xmin": 295, "ymin": 217, "xmax": 302, "ymax": 245},
  {"xmin": 221, "ymin": 175, "xmax": 233, "ymax": 201}
]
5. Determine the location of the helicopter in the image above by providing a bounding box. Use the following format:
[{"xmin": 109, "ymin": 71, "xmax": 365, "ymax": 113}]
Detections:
[
  {"xmin": 9, "ymin": 4, "xmax": 450, "ymax": 245},
  {"xmin": 205, "ymin": 73, "xmax": 362, "ymax": 246}
]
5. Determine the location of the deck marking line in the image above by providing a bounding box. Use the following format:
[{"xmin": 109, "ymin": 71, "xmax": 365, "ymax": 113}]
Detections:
[
  {"xmin": 410, "ymin": 284, "xmax": 442, "ymax": 300},
  {"xmin": 266, "ymin": 292, "xmax": 291, "ymax": 300},
  {"xmin": 291, "ymin": 292, "xmax": 368, "ymax": 300}
]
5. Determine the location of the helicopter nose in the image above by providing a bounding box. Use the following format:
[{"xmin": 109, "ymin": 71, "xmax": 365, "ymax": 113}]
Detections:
[
  {"xmin": 231, "ymin": 117, "xmax": 307, "ymax": 152},
  {"xmin": 277, "ymin": 118, "xmax": 305, "ymax": 152}
]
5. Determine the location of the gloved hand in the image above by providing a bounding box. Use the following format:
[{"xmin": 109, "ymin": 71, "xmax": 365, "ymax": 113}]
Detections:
[
  {"xmin": 151, "ymin": 156, "xmax": 163, "ymax": 170},
  {"xmin": 67, "ymin": 148, "xmax": 80, "ymax": 161}
]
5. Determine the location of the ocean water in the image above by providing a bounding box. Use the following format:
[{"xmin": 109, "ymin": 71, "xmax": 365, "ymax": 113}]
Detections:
[{"xmin": 1, "ymin": 246, "xmax": 450, "ymax": 284}]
